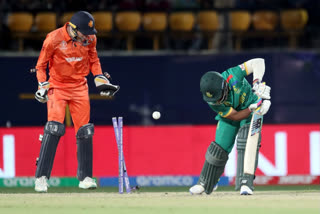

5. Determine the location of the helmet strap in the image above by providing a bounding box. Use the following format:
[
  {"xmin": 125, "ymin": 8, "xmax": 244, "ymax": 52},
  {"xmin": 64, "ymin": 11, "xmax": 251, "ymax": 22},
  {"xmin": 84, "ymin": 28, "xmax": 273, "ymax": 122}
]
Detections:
[
  {"xmin": 219, "ymin": 81, "xmax": 229, "ymax": 103},
  {"xmin": 67, "ymin": 23, "xmax": 91, "ymax": 46},
  {"xmin": 67, "ymin": 22, "xmax": 79, "ymax": 41}
]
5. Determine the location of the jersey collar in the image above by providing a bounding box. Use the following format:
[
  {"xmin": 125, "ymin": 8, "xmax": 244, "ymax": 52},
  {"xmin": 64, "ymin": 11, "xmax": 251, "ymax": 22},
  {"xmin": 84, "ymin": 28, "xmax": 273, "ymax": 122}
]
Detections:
[{"xmin": 62, "ymin": 23, "xmax": 72, "ymax": 42}]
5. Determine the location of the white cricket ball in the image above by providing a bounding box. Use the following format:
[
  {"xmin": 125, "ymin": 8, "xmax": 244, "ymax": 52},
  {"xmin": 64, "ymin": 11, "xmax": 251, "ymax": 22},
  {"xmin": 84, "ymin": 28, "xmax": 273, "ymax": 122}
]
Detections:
[{"xmin": 152, "ymin": 111, "xmax": 161, "ymax": 120}]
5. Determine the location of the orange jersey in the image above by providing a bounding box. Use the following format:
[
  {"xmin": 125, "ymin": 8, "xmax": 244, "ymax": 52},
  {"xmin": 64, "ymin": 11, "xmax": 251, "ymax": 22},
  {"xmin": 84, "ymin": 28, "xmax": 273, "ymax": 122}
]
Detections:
[{"xmin": 36, "ymin": 23, "xmax": 102, "ymax": 88}]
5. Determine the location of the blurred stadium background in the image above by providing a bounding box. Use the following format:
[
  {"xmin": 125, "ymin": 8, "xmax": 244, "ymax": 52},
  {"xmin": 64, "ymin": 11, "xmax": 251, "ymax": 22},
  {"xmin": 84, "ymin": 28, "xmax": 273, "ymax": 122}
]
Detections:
[{"xmin": 0, "ymin": 0, "xmax": 319, "ymax": 190}]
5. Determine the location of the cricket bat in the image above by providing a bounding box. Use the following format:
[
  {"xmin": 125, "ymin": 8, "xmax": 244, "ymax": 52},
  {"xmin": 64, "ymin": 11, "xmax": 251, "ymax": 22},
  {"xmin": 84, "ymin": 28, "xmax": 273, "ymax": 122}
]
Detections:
[{"xmin": 243, "ymin": 97, "xmax": 263, "ymax": 175}]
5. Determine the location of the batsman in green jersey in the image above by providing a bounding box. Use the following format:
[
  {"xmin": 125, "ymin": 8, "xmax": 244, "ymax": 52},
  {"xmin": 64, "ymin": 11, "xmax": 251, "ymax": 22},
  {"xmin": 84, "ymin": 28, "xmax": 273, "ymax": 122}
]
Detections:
[{"xmin": 190, "ymin": 58, "xmax": 271, "ymax": 195}]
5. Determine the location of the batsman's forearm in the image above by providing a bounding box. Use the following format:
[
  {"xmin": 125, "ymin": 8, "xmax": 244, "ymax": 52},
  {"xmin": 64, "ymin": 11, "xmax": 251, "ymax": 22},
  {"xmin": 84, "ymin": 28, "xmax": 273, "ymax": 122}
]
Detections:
[{"xmin": 226, "ymin": 108, "xmax": 252, "ymax": 121}]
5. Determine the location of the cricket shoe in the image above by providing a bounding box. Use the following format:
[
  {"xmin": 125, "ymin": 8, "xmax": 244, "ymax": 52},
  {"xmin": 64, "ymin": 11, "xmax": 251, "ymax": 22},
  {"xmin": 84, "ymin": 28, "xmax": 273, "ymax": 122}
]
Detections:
[
  {"xmin": 79, "ymin": 177, "xmax": 97, "ymax": 189},
  {"xmin": 189, "ymin": 183, "xmax": 218, "ymax": 195},
  {"xmin": 35, "ymin": 176, "xmax": 49, "ymax": 193},
  {"xmin": 213, "ymin": 184, "xmax": 218, "ymax": 191},
  {"xmin": 189, "ymin": 184, "xmax": 205, "ymax": 195},
  {"xmin": 240, "ymin": 185, "xmax": 253, "ymax": 195}
]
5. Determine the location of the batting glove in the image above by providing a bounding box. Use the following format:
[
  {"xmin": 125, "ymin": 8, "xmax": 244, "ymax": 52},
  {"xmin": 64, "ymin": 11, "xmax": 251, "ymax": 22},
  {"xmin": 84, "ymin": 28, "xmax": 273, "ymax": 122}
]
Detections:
[
  {"xmin": 252, "ymin": 80, "xmax": 271, "ymax": 100},
  {"xmin": 248, "ymin": 100, "xmax": 271, "ymax": 115},
  {"xmin": 94, "ymin": 75, "xmax": 120, "ymax": 97},
  {"xmin": 35, "ymin": 82, "xmax": 50, "ymax": 103}
]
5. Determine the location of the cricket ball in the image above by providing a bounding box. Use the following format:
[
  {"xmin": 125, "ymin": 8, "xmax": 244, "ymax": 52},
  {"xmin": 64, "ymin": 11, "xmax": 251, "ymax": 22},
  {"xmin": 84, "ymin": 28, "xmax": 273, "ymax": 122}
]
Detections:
[{"xmin": 152, "ymin": 111, "xmax": 161, "ymax": 120}]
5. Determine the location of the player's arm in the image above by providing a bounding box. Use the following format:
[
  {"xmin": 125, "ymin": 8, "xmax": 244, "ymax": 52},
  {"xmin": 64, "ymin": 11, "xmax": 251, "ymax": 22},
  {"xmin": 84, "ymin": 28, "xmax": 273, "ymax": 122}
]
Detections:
[
  {"xmin": 35, "ymin": 35, "xmax": 55, "ymax": 82},
  {"xmin": 244, "ymin": 58, "xmax": 271, "ymax": 100},
  {"xmin": 224, "ymin": 108, "xmax": 251, "ymax": 121},
  {"xmin": 225, "ymin": 103, "xmax": 271, "ymax": 121},
  {"xmin": 244, "ymin": 58, "xmax": 265, "ymax": 82},
  {"xmin": 213, "ymin": 105, "xmax": 251, "ymax": 121},
  {"xmin": 88, "ymin": 36, "xmax": 103, "ymax": 76},
  {"xmin": 34, "ymin": 35, "xmax": 55, "ymax": 103}
]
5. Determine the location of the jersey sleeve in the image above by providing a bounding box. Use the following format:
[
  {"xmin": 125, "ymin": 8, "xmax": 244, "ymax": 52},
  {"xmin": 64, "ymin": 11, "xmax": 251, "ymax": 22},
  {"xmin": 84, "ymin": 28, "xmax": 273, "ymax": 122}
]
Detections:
[
  {"xmin": 208, "ymin": 103, "xmax": 233, "ymax": 118},
  {"xmin": 88, "ymin": 36, "xmax": 103, "ymax": 76},
  {"xmin": 35, "ymin": 34, "xmax": 55, "ymax": 82},
  {"xmin": 225, "ymin": 64, "xmax": 248, "ymax": 81}
]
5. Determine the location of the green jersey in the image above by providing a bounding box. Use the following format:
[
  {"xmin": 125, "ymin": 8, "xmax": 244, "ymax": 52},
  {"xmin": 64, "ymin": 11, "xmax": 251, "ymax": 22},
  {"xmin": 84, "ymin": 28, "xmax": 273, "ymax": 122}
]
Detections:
[{"xmin": 208, "ymin": 63, "xmax": 258, "ymax": 121}]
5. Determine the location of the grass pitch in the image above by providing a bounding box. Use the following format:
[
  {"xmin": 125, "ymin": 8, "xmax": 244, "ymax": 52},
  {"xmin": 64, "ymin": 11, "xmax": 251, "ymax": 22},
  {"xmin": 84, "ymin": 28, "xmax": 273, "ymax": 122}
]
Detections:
[{"xmin": 0, "ymin": 186, "xmax": 319, "ymax": 214}]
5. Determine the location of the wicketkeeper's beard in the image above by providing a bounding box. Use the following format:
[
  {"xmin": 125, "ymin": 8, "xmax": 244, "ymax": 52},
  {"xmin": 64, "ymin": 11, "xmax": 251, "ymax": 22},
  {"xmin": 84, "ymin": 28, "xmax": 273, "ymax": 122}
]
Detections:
[{"xmin": 75, "ymin": 32, "xmax": 91, "ymax": 46}]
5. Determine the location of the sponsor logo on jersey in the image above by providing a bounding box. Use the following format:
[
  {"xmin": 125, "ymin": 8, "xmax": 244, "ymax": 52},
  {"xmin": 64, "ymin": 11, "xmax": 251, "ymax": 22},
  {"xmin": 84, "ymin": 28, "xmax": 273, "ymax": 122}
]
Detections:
[
  {"xmin": 233, "ymin": 85, "xmax": 240, "ymax": 94},
  {"xmin": 59, "ymin": 41, "xmax": 67, "ymax": 50},
  {"xmin": 65, "ymin": 57, "xmax": 83, "ymax": 62},
  {"xmin": 240, "ymin": 92, "xmax": 246, "ymax": 104}
]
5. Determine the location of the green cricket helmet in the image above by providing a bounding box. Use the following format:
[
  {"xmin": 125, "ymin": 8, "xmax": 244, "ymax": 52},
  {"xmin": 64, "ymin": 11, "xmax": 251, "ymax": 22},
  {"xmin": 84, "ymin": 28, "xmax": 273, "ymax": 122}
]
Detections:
[{"xmin": 200, "ymin": 71, "xmax": 229, "ymax": 105}]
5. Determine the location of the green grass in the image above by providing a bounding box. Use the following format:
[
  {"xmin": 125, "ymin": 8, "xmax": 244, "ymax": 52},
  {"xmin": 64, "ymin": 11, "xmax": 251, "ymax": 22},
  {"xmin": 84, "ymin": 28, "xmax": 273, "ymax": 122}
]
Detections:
[
  {"xmin": 0, "ymin": 186, "xmax": 319, "ymax": 214},
  {"xmin": 0, "ymin": 185, "xmax": 319, "ymax": 193}
]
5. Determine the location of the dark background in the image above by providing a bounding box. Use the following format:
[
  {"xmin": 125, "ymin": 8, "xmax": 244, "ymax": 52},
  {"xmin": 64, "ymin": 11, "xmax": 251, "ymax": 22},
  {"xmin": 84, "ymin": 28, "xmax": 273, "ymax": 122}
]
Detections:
[{"xmin": 1, "ymin": 51, "xmax": 319, "ymax": 127}]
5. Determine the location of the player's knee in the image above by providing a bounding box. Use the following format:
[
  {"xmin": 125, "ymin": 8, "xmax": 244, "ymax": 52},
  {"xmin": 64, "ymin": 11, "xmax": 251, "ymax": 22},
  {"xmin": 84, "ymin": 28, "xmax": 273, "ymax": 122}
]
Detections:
[
  {"xmin": 76, "ymin": 123, "xmax": 94, "ymax": 139},
  {"xmin": 205, "ymin": 142, "xmax": 229, "ymax": 166},
  {"xmin": 44, "ymin": 121, "xmax": 65, "ymax": 136}
]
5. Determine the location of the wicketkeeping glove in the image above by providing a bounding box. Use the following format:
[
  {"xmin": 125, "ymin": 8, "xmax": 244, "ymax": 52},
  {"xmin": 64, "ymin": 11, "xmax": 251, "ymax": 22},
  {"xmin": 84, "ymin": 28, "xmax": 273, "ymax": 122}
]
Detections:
[
  {"xmin": 94, "ymin": 74, "xmax": 120, "ymax": 97},
  {"xmin": 252, "ymin": 80, "xmax": 271, "ymax": 100},
  {"xmin": 248, "ymin": 100, "xmax": 271, "ymax": 116},
  {"xmin": 35, "ymin": 82, "xmax": 50, "ymax": 103}
]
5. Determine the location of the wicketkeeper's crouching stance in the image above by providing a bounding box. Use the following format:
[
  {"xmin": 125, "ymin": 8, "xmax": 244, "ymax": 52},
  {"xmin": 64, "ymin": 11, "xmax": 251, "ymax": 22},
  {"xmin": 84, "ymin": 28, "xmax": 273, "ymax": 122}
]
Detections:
[
  {"xmin": 33, "ymin": 11, "xmax": 119, "ymax": 193},
  {"xmin": 189, "ymin": 58, "xmax": 271, "ymax": 195}
]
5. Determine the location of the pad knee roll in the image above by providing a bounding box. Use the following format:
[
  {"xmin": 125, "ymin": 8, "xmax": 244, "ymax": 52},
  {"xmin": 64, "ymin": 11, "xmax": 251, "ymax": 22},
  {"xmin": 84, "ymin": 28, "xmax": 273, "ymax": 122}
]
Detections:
[
  {"xmin": 237, "ymin": 124, "xmax": 250, "ymax": 150},
  {"xmin": 199, "ymin": 142, "xmax": 228, "ymax": 194},
  {"xmin": 35, "ymin": 121, "xmax": 65, "ymax": 178},
  {"xmin": 76, "ymin": 123, "xmax": 94, "ymax": 181}
]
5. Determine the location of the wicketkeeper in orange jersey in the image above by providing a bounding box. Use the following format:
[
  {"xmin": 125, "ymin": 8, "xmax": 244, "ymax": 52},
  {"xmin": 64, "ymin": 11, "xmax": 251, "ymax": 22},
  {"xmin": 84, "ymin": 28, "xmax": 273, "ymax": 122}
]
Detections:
[{"xmin": 33, "ymin": 11, "xmax": 119, "ymax": 192}]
